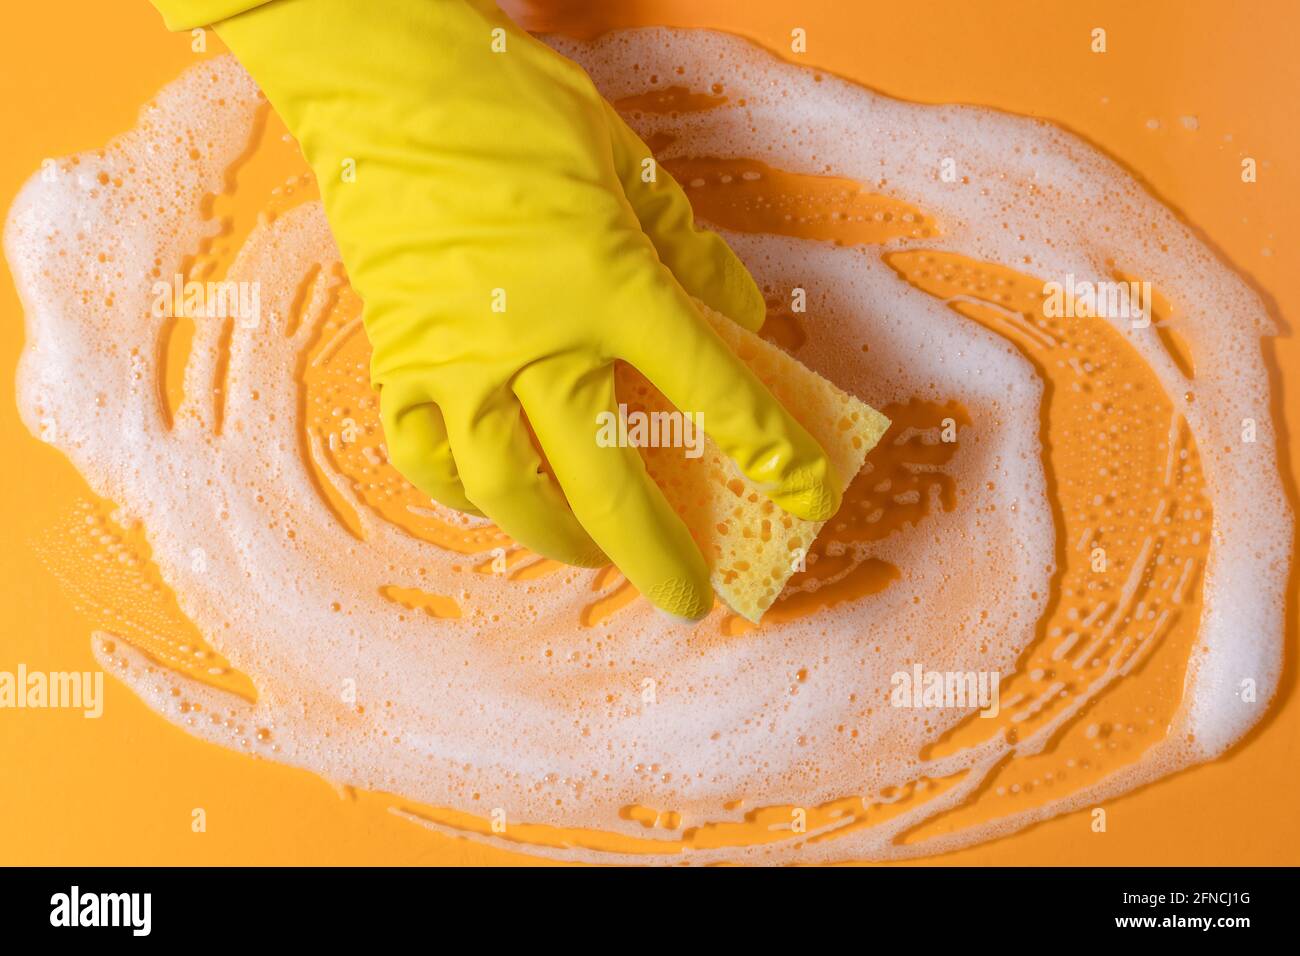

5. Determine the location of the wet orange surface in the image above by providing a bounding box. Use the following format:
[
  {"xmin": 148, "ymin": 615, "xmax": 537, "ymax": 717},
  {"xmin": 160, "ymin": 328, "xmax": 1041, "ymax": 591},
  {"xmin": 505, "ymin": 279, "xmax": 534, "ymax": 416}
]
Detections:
[{"xmin": 0, "ymin": 0, "xmax": 1296, "ymax": 865}]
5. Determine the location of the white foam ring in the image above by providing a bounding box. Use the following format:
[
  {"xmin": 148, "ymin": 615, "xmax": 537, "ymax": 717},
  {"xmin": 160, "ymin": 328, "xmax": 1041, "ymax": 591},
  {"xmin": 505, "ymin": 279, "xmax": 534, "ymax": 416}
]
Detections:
[{"xmin": 5, "ymin": 30, "xmax": 1288, "ymax": 863}]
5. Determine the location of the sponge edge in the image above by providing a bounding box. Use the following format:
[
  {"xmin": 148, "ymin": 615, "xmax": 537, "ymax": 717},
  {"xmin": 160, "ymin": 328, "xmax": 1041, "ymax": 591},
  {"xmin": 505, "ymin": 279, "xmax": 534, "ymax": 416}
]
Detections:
[{"xmin": 616, "ymin": 304, "xmax": 891, "ymax": 622}]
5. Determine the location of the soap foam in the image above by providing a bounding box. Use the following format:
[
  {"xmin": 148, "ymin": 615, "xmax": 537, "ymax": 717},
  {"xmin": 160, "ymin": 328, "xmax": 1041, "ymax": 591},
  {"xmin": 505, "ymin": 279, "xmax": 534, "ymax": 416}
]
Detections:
[{"xmin": 5, "ymin": 30, "xmax": 1289, "ymax": 863}]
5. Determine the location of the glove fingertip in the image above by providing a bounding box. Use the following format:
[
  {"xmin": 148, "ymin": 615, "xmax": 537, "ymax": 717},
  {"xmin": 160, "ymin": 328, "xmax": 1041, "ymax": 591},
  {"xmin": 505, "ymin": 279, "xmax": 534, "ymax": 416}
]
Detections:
[
  {"xmin": 771, "ymin": 460, "xmax": 843, "ymax": 523},
  {"xmin": 646, "ymin": 576, "xmax": 714, "ymax": 621}
]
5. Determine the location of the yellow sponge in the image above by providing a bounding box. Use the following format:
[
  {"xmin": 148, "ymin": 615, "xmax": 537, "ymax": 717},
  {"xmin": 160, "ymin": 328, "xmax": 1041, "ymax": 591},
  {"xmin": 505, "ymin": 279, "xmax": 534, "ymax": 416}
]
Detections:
[{"xmin": 616, "ymin": 306, "xmax": 890, "ymax": 621}]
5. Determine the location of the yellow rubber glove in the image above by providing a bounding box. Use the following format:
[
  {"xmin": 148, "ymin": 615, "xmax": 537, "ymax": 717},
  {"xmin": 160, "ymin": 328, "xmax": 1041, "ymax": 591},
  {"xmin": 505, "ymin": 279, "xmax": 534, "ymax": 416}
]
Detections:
[{"xmin": 152, "ymin": 0, "xmax": 842, "ymax": 619}]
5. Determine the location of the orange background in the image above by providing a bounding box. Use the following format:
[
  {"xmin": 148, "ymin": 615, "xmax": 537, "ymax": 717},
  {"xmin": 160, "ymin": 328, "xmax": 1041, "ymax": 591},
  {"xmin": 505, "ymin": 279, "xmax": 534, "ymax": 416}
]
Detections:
[{"xmin": 0, "ymin": 0, "xmax": 1296, "ymax": 865}]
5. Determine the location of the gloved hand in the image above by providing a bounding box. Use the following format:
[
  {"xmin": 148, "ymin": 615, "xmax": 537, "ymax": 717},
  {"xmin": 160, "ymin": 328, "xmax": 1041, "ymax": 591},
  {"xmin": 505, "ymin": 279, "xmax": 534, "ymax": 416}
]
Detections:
[{"xmin": 151, "ymin": 0, "xmax": 842, "ymax": 619}]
